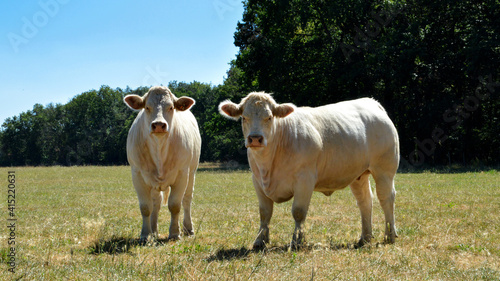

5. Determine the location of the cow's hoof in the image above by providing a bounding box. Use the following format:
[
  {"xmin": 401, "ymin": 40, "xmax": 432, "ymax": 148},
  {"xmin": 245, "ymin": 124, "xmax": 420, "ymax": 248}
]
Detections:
[
  {"xmin": 139, "ymin": 234, "xmax": 157, "ymax": 246},
  {"xmin": 139, "ymin": 237, "xmax": 148, "ymax": 246},
  {"xmin": 356, "ymin": 234, "xmax": 372, "ymax": 248},
  {"xmin": 252, "ymin": 240, "xmax": 267, "ymax": 250},
  {"xmin": 168, "ymin": 234, "xmax": 181, "ymax": 241},
  {"xmin": 384, "ymin": 230, "xmax": 397, "ymax": 244},
  {"xmin": 290, "ymin": 239, "xmax": 306, "ymax": 251},
  {"xmin": 355, "ymin": 238, "xmax": 370, "ymax": 248},
  {"xmin": 384, "ymin": 224, "xmax": 398, "ymax": 244},
  {"xmin": 291, "ymin": 232, "xmax": 306, "ymax": 250},
  {"xmin": 183, "ymin": 229, "xmax": 195, "ymax": 236},
  {"xmin": 290, "ymin": 242, "xmax": 304, "ymax": 251},
  {"xmin": 384, "ymin": 235, "xmax": 396, "ymax": 244}
]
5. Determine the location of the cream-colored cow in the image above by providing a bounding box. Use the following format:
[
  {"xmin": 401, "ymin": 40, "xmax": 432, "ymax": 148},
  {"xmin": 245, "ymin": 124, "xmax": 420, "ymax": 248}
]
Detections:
[
  {"xmin": 124, "ymin": 86, "xmax": 201, "ymax": 241},
  {"xmin": 219, "ymin": 92, "xmax": 399, "ymax": 248}
]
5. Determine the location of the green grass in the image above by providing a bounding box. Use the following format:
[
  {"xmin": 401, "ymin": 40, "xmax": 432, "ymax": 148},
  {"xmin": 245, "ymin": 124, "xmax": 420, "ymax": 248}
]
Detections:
[{"xmin": 0, "ymin": 166, "xmax": 499, "ymax": 280}]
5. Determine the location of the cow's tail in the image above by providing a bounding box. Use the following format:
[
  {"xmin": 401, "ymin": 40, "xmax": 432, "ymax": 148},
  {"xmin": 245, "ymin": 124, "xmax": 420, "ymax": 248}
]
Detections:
[{"xmin": 161, "ymin": 187, "xmax": 170, "ymax": 206}]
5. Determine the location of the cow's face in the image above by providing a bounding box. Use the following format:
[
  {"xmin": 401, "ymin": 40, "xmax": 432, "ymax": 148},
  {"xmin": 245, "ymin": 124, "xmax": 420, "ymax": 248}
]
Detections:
[
  {"xmin": 219, "ymin": 92, "xmax": 294, "ymax": 149},
  {"xmin": 124, "ymin": 86, "xmax": 195, "ymax": 136}
]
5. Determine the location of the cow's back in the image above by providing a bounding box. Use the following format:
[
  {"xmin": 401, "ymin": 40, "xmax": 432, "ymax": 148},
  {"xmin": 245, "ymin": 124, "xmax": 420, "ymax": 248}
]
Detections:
[
  {"xmin": 313, "ymin": 98, "xmax": 398, "ymax": 190},
  {"xmin": 270, "ymin": 98, "xmax": 398, "ymax": 192}
]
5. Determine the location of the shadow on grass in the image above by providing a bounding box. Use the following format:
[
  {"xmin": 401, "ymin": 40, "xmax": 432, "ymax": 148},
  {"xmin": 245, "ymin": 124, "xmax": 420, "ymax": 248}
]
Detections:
[
  {"xmin": 89, "ymin": 236, "xmax": 172, "ymax": 255},
  {"xmin": 205, "ymin": 247, "xmax": 255, "ymax": 262},
  {"xmin": 205, "ymin": 241, "xmax": 374, "ymax": 262},
  {"xmin": 205, "ymin": 245, "xmax": 297, "ymax": 262},
  {"xmin": 90, "ymin": 236, "xmax": 387, "ymax": 257}
]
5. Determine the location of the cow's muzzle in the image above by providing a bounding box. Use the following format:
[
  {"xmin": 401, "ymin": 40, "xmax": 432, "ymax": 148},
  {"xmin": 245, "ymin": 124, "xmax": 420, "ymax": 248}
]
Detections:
[
  {"xmin": 247, "ymin": 134, "xmax": 265, "ymax": 147},
  {"xmin": 151, "ymin": 121, "xmax": 168, "ymax": 134}
]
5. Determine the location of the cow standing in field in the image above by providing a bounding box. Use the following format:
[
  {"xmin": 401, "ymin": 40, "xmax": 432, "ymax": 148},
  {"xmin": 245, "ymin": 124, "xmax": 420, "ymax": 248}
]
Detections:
[
  {"xmin": 124, "ymin": 86, "xmax": 201, "ymax": 241},
  {"xmin": 219, "ymin": 92, "xmax": 399, "ymax": 248}
]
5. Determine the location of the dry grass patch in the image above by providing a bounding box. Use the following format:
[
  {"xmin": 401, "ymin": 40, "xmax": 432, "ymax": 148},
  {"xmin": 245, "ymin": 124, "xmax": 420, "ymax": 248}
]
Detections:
[{"xmin": 0, "ymin": 166, "xmax": 498, "ymax": 279}]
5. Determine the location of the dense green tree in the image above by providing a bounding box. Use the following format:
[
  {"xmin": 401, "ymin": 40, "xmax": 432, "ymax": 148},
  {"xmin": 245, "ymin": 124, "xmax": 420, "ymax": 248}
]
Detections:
[
  {"xmin": 203, "ymin": 63, "xmax": 250, "ymax": 164},
  {"xmin": 0, "ymin": 86, "xmax": 144, "ymax": 166},
  {"xmin": 1, "ymin": 0, "xmax": 499, "ymax": 167},
  {"xmin": 234, "ymin": 0, "xmax": 500, "ymax": 166},
  {"xmin": 36, "ymin": 103, "xmax": 66, "ymax": 165},
  {"xmin": 62, "ymin": 86, "xmax": 134, "ymax": 165},
  {"xmin": 168, "ymin": 63, "xmax": 251, "ymax": 164}
]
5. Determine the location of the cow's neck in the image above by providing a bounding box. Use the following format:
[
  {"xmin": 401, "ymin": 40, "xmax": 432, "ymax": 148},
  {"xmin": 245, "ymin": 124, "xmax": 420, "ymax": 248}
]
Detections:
[
  {"xmin": 249, "ymin": 145, "xmax": 274, "ymax": 163},
  {"xmin": 144, "ymin": 132, "xmax": 171, "ymax": 180},
  {"xmin": 248, "ymin": 141, "xmax": 279, "ymax": 191}
]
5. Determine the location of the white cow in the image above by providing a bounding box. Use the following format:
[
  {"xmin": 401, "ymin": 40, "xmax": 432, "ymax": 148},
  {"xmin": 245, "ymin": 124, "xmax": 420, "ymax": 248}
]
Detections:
[
  {"xmin": 124, "ymin": 86, "xmax": 201, "ymax": 241},
  {"xmin": 219, "ymin": 92, "xmax": 399, "ymax": 248}
]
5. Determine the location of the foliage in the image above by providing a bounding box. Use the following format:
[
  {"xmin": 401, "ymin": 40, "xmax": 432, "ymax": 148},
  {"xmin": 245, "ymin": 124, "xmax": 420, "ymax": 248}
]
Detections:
[
  {"xmin": 0, "ymin": 73, "xmax": 249, "ymax": 166},
  {"xmin": 234, "ymin": 0, "xmax": 500, "ymax": 166},
  {"xmin": 0, "ymin": 60, "xmax": 254, "ymax": 166},
  {"xmin": 167, "ymin": 66, "xmax": 248, "ymax": 164},
  {"xmin": 0, "ymin": 86, "xmax": 145, "ymax": 166},
  {"xmin": 1, "ymin": 0, "xmax": 499, "ymax": 166}
]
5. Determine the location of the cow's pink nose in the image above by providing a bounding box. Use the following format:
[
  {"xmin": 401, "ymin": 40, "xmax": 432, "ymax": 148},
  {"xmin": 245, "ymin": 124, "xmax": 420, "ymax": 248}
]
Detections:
[
  {"xmin": 151, "ymin": 122, "xmax": 167, "ymax": 133},
  {"xmin": 248, "ymin": 135, "xmax": 264, "ymax": 146}
]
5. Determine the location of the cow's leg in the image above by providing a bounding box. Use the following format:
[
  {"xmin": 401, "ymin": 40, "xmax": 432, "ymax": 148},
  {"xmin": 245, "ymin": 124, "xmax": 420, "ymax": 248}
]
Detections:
[
  {"xmin": 373, "ymin": 172, "xmax": 398, "ymax": 243},
  {"xmin": 252, "ymin": 176, "xmax": 274, "ymax": 249},
  {"xmin": 150, "ymin": 188, "xmax": 162, "ymax": 238},
  {"xmin": 291, "ymin": 175, "xmax": 315, "ymax": 249},
  {"xmin": 168, "ymin": 172, "xmax": 189, "ymax": 240},
  {"xmin": 132, "ymin": 171, "xmax": 153, "ymax": 240},
  {"xmin": 182, "ymin": 170, "xmax": 195, "ymax": 236},
  {"xmin": 350, "ymin": 171, "xmax": 373, "ymax": 246}
]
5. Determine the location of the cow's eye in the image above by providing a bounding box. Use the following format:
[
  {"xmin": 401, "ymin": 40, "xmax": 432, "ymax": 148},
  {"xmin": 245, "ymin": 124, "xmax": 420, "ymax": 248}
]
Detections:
[
  {"xmin": 145, "ymin": 106, "xmax": 151, "ymax": 112},
  {"xmin": 242, "ymin": 117, "xmax": 248, "ymax": 122},
  {"xmin": 169, "ymin": 106, "xmax": 174, "ymax": 111},
  {"xmin": 266, "ymin": 116, "xmax": 272, "ymax": 122}
]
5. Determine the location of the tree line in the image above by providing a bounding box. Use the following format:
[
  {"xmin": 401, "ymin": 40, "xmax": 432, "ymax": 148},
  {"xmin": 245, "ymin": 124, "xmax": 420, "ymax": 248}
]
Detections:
[
  {"xmin": 0, "ymin": 74, "xmax": 249, "ymax": 166},
  {"xmin": 1, "ymin": 0, "xmax": 499, "ymax": 167},
  {"xmin": 233, "ymin": 0, "xmax": 500, "ymax": 167}
]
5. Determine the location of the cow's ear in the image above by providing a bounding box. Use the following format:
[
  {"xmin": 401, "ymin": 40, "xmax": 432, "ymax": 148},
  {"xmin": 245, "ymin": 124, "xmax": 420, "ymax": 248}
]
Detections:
[
  {"xmin": 273, "ymin": 103, "xmax": 295, "ymax": 118},
  {"xmin": 124, "ymin": 95, "xmax": 144, "ymax": 111},
  {"xmin": 219, "ymin": 100, "xmax": 242, "ymax": 120},
  {"xmin": 175, "ymin": 96, "xmax": 195, "ymax": 111}
]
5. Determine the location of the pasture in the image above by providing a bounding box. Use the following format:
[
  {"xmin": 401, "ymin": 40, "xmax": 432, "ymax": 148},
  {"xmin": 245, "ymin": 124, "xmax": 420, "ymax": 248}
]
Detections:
[{"xmin": 0, "ymin": 165, "xmax": 498, "ymax": 280}]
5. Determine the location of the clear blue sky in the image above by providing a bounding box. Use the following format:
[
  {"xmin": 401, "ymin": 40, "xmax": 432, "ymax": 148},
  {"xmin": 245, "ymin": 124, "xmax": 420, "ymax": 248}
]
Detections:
[{"xmin": 1, "ymin": 0, "xmax": 244, "ymax": 124}]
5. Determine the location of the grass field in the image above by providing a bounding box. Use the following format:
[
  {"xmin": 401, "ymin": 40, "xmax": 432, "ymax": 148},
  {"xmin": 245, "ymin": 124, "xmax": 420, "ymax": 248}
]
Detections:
[{"xmin": 0, "ymin": 165, "xmax": 498, "ymax": 280}]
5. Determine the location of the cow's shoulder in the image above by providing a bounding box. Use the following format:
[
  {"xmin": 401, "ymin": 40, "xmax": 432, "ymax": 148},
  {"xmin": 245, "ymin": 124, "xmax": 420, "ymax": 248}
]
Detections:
[
  {"xmin": 274, "ymin": 108, "xmax": 323, "ymax": 152},
  {"xmin": 172, "ymin": 110, "xmax": 201, "ymax": 141}
]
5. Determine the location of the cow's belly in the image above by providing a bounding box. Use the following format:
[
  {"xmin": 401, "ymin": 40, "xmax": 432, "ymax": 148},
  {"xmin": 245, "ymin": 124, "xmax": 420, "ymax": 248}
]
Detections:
[
  {"xmin": 315, "ymin": 178, "xmax": 353, "ymax": 192},
  {"xmin": 256, "ymin": 173, "xmax": 295, "ymax": 203},
  {"xmin": 266, "ymin": 186, "xmax": 294, "ymax": 203},
  {"xmin": 314, "ymin": 169, "xmax": 365, "ymax": 195},
  {"xmin": 263, "ymin": 175, "xmax": 353, "ymax": 202},
  {"xmin": 313, "ymin": 183, "xmax": 350, "ymax": 196},
  {"xmin": 140, "ymin": 168, "xmax": 180, "ymax": 190}
]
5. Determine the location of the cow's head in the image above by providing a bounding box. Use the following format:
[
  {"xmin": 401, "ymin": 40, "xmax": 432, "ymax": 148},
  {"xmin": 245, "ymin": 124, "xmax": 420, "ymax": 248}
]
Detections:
[
  {"xmin": 218, "ymin": 92, "xmax": 295, "ymax": 149},
  {"xmin": 124, "ymin": 86, "xmax": 195, "ymax": 136}
]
